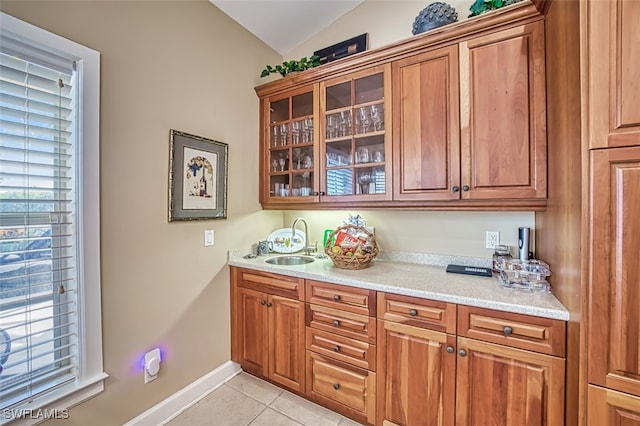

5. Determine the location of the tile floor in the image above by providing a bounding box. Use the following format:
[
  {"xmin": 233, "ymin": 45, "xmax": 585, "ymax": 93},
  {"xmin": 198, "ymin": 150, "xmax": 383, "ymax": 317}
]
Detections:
[{"xmin": 166, "ymin": 372, "xmax": 363, "ymax": 426}]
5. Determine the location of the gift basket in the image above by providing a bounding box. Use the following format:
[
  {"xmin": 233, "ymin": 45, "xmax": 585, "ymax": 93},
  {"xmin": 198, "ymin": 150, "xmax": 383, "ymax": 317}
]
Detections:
[{"xmin": 324, "ymin": 224, "xmax": 378, "ymax": 270}]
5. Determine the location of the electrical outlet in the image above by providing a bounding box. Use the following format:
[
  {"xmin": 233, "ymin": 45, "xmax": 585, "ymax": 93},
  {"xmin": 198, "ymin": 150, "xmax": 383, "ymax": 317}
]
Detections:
[{"xmin": 486, "ymin": 231, "xmax": 500, "ymax": 249}]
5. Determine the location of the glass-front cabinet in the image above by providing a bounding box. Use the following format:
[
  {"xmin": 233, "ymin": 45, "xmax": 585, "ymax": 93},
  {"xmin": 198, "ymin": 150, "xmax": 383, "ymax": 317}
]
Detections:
[
  {"xmin": 263, "ymin": 85, "xmax": 319, "ymax": 203},
  {"xmin": 320, "ymin": 64, "xmax": 392, "ymax": 202}
]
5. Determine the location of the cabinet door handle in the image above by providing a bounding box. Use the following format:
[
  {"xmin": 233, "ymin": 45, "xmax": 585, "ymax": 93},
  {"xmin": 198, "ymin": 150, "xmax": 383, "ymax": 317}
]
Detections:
[
  {"xmin": 333, "ymin": 294, "xmax": 341, "ymax": 301},
  {"xmin": 459, "ymin": 349, "xmax": 467, "ymax": 357},
  {"xmin": 452, "ymin": 186, "xmax": 460, "ymax": 193},
  {"xmin": 446, "ymin": 346, "xmax": 455, "ymax": 354},
  {"xmin": 333, "ymin": 383, "xmax": 341, "ymax": 390},
  {"xmin": 266, "ymin": 302, "xmax": 272, "ymax": 307},
  {"xmin": 409, "ymin": 309, "xmax": 418, "ymax": 316},
  {"xmin": 260, "ymin": 300, "xmax": 266, "ymax": 305},
  {"xmin": 333, "ymin": 345, "xmax": 341, "ymax": 352},
  {"xmin": 503, "ymin": 326, "xmax": 513, "ymax": 335},
  {"xmin": 312, "ymin": 191, "xmax": 319, "ymax": 196},
  {"xmin": 333, "ymin": 320, "xmax": 341, "ymax": 327},
  {"xmin": 462, "ymin": 185, "xmax": 470, "ymax": 192}
]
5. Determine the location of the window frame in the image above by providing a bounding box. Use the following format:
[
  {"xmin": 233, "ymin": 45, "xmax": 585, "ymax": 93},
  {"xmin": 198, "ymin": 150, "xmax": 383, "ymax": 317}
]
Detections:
[{"xmin": 0, "ymin": 12, "xmax": 105, "ymax": 424}]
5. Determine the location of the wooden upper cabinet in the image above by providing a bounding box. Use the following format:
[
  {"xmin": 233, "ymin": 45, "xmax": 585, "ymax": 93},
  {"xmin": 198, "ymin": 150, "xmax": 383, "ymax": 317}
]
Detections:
[
  {"xmin": 260, "ymin": 84, "xmax": 320, "ymax": 204},
  {"xmin": 320, "ymin": 65, "xmax": 392, "ymax": 202},
  {"xmin": 588, "ymin": 147, "xmax": 640, "ymax": 397},
  {"xmin": 459, "ymin": 21, "xmax": 547, "ymax": 200},
  {"xmin": 455, "ymin": 337, "xmax": 565, "ymax": 426},
  {"xmin": 585, "ymin": 0, "xmax": 640, "ymax": 149},
  {"xmin": 392, "ymin": 45, "xmax": 460, "ymax": 201}
]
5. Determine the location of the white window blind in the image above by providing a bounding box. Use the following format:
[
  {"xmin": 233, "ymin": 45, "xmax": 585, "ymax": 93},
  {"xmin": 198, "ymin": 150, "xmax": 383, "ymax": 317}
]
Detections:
[
  {"xmin": 0, "ymin": 48, "xmax": 78, "ymax": 411},
  {"xmin": 0, "ymin": 13, "xmax": 105, "ymax": 423}
]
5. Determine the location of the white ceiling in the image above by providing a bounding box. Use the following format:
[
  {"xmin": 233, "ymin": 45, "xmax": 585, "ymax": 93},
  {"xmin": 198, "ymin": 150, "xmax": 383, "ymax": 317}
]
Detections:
[{"xmin": 209, "ymin": 0, "xmax": 365, "ymax": 55}]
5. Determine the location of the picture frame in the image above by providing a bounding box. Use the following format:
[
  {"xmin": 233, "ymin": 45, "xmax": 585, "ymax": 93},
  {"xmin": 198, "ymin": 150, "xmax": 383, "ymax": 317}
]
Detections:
[{"xmin": 168, "ymin": 129, "xmax": 228, "ymax": 221}]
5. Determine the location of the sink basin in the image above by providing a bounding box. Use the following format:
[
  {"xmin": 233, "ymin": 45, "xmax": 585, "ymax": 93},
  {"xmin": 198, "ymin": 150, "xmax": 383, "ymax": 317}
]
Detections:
[{"xmin": 265, "ymin": 255, "xmax": 315, "ymax": 266}]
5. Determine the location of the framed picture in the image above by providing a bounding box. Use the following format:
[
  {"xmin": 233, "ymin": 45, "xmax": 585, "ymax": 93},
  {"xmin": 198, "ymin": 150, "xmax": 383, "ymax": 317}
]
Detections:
[{"xmin": 168, "ymin": 129, "xmax": 228, "ymax": 221}]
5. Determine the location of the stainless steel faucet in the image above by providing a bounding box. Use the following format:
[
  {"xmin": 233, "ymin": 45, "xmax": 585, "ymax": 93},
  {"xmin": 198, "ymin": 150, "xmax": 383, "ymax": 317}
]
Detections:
[{"xmin": 291, "ymin": 217, "xmax": 317, "ymax": 255}]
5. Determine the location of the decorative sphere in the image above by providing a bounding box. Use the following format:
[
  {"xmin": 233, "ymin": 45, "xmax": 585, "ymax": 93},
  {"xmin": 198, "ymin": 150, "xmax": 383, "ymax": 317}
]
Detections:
[{"xmin": 412, "ymin": 2, "xmax": 459, "ymax": 35}]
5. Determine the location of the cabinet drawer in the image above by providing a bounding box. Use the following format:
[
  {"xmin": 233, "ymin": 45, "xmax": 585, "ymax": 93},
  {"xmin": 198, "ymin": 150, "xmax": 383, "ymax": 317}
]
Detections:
[
  {"xmin": 306, "ymin": 351, "xmax": 376, "ymax": 424},
  {"xmin": 306, "ymin": 280, "xmax": 376, "ymax": 316},
  {"xmin": 306, "ymin": 327, "xmax": 376, "ymax": 371},
  {"xmin": 236, "ymin": 268, "xmax": 304, "ymax": 300},
  {"xmin": 457, "ymin": 305, "xmax": 566, "ymax": 356},
  {"xmin": 378, "ymin": 292, "xmax": 456, "ymax": 333},
  {"xmin": 307, "ymin": 304, "xmax": 376, "ymax": 343}
]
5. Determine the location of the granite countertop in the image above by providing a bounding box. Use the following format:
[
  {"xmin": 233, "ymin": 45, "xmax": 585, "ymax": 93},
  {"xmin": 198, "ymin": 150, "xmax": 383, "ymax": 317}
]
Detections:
[{"xmin": 227, "ymin": 250, "xmax": 569, "ymax": 321}]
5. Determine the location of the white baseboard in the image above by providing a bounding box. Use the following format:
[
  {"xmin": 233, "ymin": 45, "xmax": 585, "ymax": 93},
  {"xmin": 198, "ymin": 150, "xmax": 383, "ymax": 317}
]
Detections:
[{"xmin": 124, "ymin": 361, "xmax": 242, "ymax": 426}]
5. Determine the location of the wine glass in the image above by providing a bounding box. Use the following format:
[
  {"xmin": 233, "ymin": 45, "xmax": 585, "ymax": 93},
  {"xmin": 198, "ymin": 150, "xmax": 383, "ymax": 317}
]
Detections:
[
  {"xmin": 271, "ymin": 158, "xmax": 278, "ymax": 172},
  {"xmin": 278, "ymin": 156, "xmax": 287, "ymax": 171},
  {"xmin": 358, "ymin": 172, "xmax": 373, "ymax": 194}
]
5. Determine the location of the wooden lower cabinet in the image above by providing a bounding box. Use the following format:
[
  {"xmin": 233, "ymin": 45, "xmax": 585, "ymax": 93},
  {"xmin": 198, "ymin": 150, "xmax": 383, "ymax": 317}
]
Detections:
[
  {"xmin": 231, "ymin": 268, "xmax": 305, "ymax": 393},
  {"xmin": 232, "ymin": 271, "xmax": 568, "ymax": 425},
  {"xmin": 455, "ymin": 337, "xmax": 565, "ymax": 426},
  {"xmin": 377, "ymin": 320, "xmax": 456, "ymax": 426},
  {"xmin": 587, "ymin": 385, "xmax": 640, "ymax": 425},
  {"xmin": 306, "ymin": 351, "xmax": 376, "ymax": 425}
]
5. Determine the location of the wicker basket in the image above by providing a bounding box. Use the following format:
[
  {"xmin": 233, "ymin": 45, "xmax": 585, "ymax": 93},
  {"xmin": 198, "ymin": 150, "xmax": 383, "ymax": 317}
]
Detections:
[{"xmin": 324, "ymin": 225, "xmax": 379, "ymax": 270}]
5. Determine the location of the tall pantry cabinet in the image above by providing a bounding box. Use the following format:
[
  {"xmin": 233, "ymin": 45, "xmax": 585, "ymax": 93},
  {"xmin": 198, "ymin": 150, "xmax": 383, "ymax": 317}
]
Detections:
[{"xmin": 582, "ymin": 0, "xmax": 640, "ymax": 423}]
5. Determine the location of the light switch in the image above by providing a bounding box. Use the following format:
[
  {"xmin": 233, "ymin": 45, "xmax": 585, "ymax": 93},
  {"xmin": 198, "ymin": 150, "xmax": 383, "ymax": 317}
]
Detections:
[{"xmin": 204, "ymin": 229, "xmax": 214, "ymax": 247}]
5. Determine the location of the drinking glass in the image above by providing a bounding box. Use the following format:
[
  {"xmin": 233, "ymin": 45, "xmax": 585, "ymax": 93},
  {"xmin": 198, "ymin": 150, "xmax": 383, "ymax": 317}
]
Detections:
[
  {"xmin": 358, "ymin": 172, "xmax": 373, "ymax": 194},
  {"xmin": 278, "ymin": 156, "xmax": 286, "ymax": 171}
]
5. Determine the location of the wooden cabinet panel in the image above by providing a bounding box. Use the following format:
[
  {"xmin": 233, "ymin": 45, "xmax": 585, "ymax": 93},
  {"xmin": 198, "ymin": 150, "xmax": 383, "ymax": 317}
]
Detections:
[
  {"xmin": 585, "ymin": 0, "xmax": 640, "ymax": 149},
  {"xmin": 455, "ymin": 337, "xmax": 565, "ymax": 426},
  {"xmin": 392, "ymin": 45, "xmax": 460, "ymax": 201},
  {"xmin": 306, "ymin": 327, "xmax": 375, "ymax": 370},
  {"xmin": 377, "ymin": 320, "xmax": 456, "ymax": 426},
  {"xmin": 589, "ymin": 147, "xmax": 640, "ymax": 397},
  {"xmin": 377, "ymin": 292, "xmax": 456, "ymax": 333},
  {"xmin": 235, "ymin": 286, "xmax": 267, "ymax": 377},
  {"xmin": 587, "ymin": 385, "xmax": 640, "ymax": 425},
  {"xmin": 268, "ymin": 295, "xmax": 305, "ymax": 392},
  {"xmin": 458, "ymin": 305, "xmax": 566, "ymax": 356},
  {"xmin": 308, "ymin": 303, "xmax": 376, "ymax": 343},
  {"xmin": 239, "ymin": 269, "xmax": 304, "ymax": 300},
  {"xmin": 306, "ymin": 280, "xmax": 376, "ymax": 316},
  {"xmin": 459, "ymin": 21, "xmax": 547, "ymax": 200},
  {"xmin": 306, "ymin": 351, "xmax": 376, "ymax": 425}
]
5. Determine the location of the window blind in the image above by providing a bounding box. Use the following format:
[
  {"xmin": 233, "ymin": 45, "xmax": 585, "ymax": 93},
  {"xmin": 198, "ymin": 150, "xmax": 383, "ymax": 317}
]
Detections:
[{"xmin": 0, "ymin": 50, "xmax": 79, "ymax": 410}]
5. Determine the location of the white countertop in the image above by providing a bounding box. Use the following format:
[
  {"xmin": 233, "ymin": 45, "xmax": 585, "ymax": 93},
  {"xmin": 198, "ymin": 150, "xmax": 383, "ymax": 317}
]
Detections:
[{"xmin": 228, "ymin": 250, "xmax": 569, "ymax": 321}]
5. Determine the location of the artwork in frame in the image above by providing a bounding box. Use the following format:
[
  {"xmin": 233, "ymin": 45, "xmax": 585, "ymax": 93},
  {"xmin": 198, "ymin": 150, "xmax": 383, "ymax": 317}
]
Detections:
[{"xmin": 168, "ymin": 129, "xmax": 228, "ymax": 221}]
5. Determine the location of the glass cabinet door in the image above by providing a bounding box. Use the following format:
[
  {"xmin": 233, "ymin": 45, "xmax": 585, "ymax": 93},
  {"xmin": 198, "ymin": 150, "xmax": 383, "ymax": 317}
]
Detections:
[
  {"xmin": 321, "ymin": 65, "xmax": 390, "ymax": 200},
  {"xmin": 266, "ymin": 86, "xmax": 317, "ymax": 200}
]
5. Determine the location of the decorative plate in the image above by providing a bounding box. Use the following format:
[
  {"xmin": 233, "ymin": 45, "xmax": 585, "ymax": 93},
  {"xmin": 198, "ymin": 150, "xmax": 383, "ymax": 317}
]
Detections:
[{"xmin": 267, "ymin": 228, "xmax": 306, "ymax": 253}]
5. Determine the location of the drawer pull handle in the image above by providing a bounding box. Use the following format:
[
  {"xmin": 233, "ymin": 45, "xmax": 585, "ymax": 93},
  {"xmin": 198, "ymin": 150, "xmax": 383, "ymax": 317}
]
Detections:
[
  {"xmin": 459, "ymin": 349, "xmax": 467, "ymax": 357},
  {"xmin": 446, "ymin": 346, "xmax": 454, "ymax": 354},
  {"xmin": 409, "ymin": 309, "xmax": 418, "ymax": 316},
  {"xmin": 260, "ymin": 300, "xmax": 266, "ymax": 305},
  {"xmin": 333, "ymin": 320, "xmax": 340, "ymax": 327},
  {"xmin": 503, "ymin": 326, "xmax": 513, "ymax": 335},
  {"xmin": 333, "ymin": 383, "xmax": 340, "ymax": 390},
  {"xmin": 266, "ymin": 302, "xmax": 272, "ymax": 307},
  {"xmin": 333, "ymin": 345, "xmax": 340, "ymax": 352},
  {"xmin": 333, "ymin": 295, "xmax": 341, "ymax": 301}
]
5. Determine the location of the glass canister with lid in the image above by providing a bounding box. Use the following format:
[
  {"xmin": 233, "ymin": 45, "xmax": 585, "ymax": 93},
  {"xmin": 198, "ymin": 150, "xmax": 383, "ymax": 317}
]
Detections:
[{"xmin": 492, "ymin": 244, "xmax": 512, "ymax": 273}]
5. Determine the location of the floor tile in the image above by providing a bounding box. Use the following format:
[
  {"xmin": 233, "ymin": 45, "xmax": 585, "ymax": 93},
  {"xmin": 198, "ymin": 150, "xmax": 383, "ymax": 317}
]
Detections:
[
  {"xmin": 249, "ymin": 408, "xmax": 303, "ymax": 426},
  {"xmin": 226, "ymin": 372, "xmax": 283, "ymax": 405},
  {"xmin": 338, "ymin": 416, "xmax": 364, "ymax": 425},
  {"xmin": 167, "ymin": 384, "xmax": 265, "ymax": 426},
  {"xmin": 270, "ymin": 391, "xmax": 342, "ymax": 426}
]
